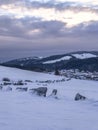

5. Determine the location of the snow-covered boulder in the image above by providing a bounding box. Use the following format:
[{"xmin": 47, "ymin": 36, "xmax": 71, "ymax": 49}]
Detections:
[
  {"xmin": 51, "ymin": 89, "xmax": 57, "ymax": 96},
  {"xmin": 29, "ymin": 87, "xmax": 47, "ymax": 97},
  {"xmin": 6, "ymin": 86, "xmax": 12, "ymax": 91},
  {"xmin": 0, "ymin": 86, "xmax": 3, "ymax": 90},
  {"xmin": 16, "ymin": 87, "xmax": 28, "ymax": 92},
  {"xmin": 74, "ymin": 93, "xmax": 86, "ymax": 101}
]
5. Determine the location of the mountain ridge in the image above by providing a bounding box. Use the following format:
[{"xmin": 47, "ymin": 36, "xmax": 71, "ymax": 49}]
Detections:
[{"xmin": 1, "ymin": 51, "xmax": 98, "ymax": 72}]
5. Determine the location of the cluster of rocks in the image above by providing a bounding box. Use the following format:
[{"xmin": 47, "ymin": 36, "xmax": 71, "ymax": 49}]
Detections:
[
  {"xmin": 0, "ymin": 85, "xmax": 58, "ymax": 98},
  {"xmin": 1, "ymin": 79, "xmax": 27, "ymax": 86},
  {"xmin": 0, "ymin": 86, "xmax": 12, "ymax": 91},
  {"xmin": 16, "ymin": 87, "xmax": 28, "ymax": 92},
  {"xmin": 29, "ymin": 87, "xmax": 47, "ymax": 97},
  {"xmin": 36, "ymin": 78, "xmax": 66, "ymax": 84},
  {"xmin": 0, "ymin": 78, "xmax": 87, "ymax": 100},
  {"xmin": 0, "ymin": 84, "xmax": 87, "ymax": 101},
  {"xmin": 29, "ymin": 87, "xmax": 58, "ymax": 99}
]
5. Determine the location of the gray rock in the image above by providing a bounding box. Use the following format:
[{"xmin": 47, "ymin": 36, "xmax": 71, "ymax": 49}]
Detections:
[
  {"xmin": 52, "ymin": 89, "xmax": 57, "ymax": 96},
  {"xmin": 30, "ymin": 87, "xmax": 47, "ymax": 97},
  {"xmin": 0, "ymin": 86, "xmax": 3, "ymax": 90},
  {"xmin": 6, "ymin": 87, "xmax": 12, "ymax": 91},
  {"xmin": 48, "ymin": 89, "xmax": 58, "ymax": 99},
  {"xmin": 75, "ymin": 93, "xmax": 86, "ymax": 101},
  {"xmin": 16, "ymin": 87, "xmax": 28, "ymax": 92}
]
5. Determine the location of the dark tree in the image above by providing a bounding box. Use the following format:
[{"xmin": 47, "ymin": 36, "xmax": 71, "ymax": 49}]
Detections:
[{"xmin": 54, "ymin": 68, "xmax": 60, "ymax": 75}]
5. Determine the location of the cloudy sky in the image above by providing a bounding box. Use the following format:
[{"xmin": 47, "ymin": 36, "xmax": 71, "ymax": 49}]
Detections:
[{"xmin": 0, "ymin": 0, "xmax": 98, "ymax": 61}]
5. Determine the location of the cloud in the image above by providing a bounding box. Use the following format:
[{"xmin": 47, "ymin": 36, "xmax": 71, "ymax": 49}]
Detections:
[
  {"xmin": 70, "ymin": 21, "xmax": 98, "ymax": 36},
  {"xmin": 0, "ymin": 1, "xmax": 98, "ymax": 27},
  {"xmin": 0, "ymin": 15, "xmax": 66, "ymax": 39},
  {"xmin": 0, "ymin": 0, "xmax": 22, "ymax": 5},
  {"xmin": 0, "ymin": 0, "xmax": 98, "ymax": 61},
  {"xmin": 0, "ymin": 14, "xmax": 98, "ymax": 39},
  {"xmin": 25, "ymin": 1, "xmax": 76, "ymax": 10}
]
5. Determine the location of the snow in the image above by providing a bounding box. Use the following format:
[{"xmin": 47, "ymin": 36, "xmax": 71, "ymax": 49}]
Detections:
[
  {"xmin": 43, "ymin": 53, "xmax": 97, "ymax": 64},
  {"xmin": 72, "ymin": 53, "xmax": 97, "ymax": 59},
  {"xmin": 43, "ymin": 56, "xmax": 71, "ymax": 64},
  {"xmin": 0, "ymin": 66, "xmax": 63, "ymax": 81},
  {"xmin": 0, "ymin": 66, "xmax": 98, "ymax": 130}
]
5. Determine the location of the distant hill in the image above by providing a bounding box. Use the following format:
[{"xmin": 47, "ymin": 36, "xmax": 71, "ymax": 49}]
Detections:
[{"xmin": 1, "ymin": 51, "xmax": 98, "ymax": 72}]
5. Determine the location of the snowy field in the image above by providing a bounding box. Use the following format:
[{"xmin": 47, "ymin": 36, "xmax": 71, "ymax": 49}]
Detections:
[{"xmin": 0, "ymin": 66, "xmax": 98, "ymax": 130}]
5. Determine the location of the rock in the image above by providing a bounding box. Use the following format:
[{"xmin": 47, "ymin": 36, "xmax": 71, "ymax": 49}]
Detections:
[
  {"xmin": 75, "ymin": 93, "xmax": 86, "ymax": 101},
  {"xmin": 48, "ymin": 89, "xmax": 58, "ymax": 99},
  {"xmin": 16, "ymin": 87, "xmax": 28, "ymax": 92},
  {"xmin": 6, "ymin": 87, "xmax": 12, "ymax": 91},
  {"xmin": 2, "ymin": 78, "xmax": 10, "ymax": 82},
  {"xmin": 66, "ymin": 78, "xmax": 71, "ymax": 81},
  {"xmin": 30, "ymin": 87, "xmax": 47, "ymax": 97},
  {"xmin": 0, "ymin": 86, "xmax": 3, "ymax": 90},
  {"xmin": 3, "ymin": 82, "xmax": 12, "ymax": 85},
  {"xmin": 52, "ymin": 89, "xmax": 57, "ymax": 96},
  {"xmin": 13, "ymin": 80, "xmax": 24, "ymax": 85}
]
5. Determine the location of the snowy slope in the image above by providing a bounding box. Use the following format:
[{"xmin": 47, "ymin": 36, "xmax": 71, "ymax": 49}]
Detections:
[
  {"xmin": 2, "ymin": 51, "xmax": 98, "ymax": 72},
  {"xmin": 43, "ymin": 53, "xmax": 97, "ymax": 64},
  {"xmin": 0, "ymin": 66, "xmax": 98, "ymax": 130},
  {"xmin": 72, "ymin": 53, "xmax": 97, "ymax": 59},
  {"xmin": 43, "ymin": 56, "xmax": 71, "ymax": 64},
  {"xmin": 0, "ymin": 66, "xmax": 63, "ymax": 81}
]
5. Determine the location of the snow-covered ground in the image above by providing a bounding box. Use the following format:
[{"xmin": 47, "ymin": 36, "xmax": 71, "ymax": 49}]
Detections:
[{"xmin": 0, "ymin": 66, "xmax": 98, "ymax": 130}]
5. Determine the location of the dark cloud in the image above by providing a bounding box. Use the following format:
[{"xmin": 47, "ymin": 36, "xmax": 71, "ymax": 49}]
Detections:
[
  {"xmin": 0, "ymin": 16, "xmax": 41, "ymax": 39},
  {"xmin": 0, "ymin": 0, "xmax": 20, "ymax": 5},
  {"xmin": 1, "ymin": 15, "xmax": 98, "ymax": 40},
  {"xmin": 70, "ymin": 21, "xmax": 98, "ymax": 36},
  {"xmin": 0, "ymin": 15, "xmax": 66, "ymax": 39},
  {"xmin": 26, "ymin": 1, "xmax": 75, "ymax": 9},
  {"xmin": 84, "ymin": 21, "xmax": 98, "ymax": 34},
  {"xmin": 0, "ymin": 15, "xmax": 98, "ymax": 41},
  {"xmin": 0, "ymin": 0, "xmax": 75, "ymax": 8},
  {"xmin": 21, "ymin": 1, "xmax": 98, "ymax": 14},
  {"xmin": 0, "ymin": 0, "xmax": 97, "ymax": 13}
]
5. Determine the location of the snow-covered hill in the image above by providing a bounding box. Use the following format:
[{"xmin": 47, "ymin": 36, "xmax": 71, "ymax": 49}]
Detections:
[
  {"xmin": 43, "ymin": 56, "xmax": 71, "ymax": 64},
  {"xmin": 72, "ymin": 53, "xmax": 97, "ymax": 59},
  {"xmin": 2, "ymin": 51, "xmax": 98, "ymax": 72},
  {"xmin": 0, "ymin": 66, "xmax": 98, "ymax": 130},
  {"xmin": 0, "ymin": 66, "xmax": 62, "ymax": 81},
  {"xmin": 43, "ymin": 52, "xmax": 97, "ymax": 64}
]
